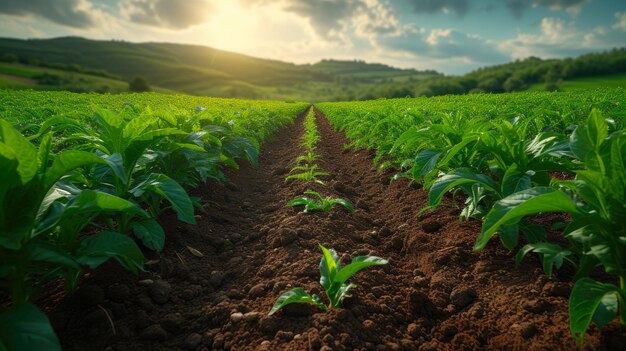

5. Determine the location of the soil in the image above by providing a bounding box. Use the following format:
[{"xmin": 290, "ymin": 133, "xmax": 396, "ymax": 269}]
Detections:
[
  {"xmin": 42, "ymin": 107, "xmax": 625, "ymax": 350},
  {"xmin": 0, "ymin": 72, "xmax": 37, "ymax": 85}
]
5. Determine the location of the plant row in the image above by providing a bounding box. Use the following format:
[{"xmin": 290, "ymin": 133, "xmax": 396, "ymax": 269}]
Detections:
[
  {"xmin": 272, "ymin": 108, "xmax": 373, "ymax": 315},
  {"xmin": 0, "ymin": 94, "xmax": 308, "ymax": 351},
  {"xmin": 285, "ymin": 108, "xmax": 354, "ymax": 213},
  {"xmin": 317, "ymin": 91, "xmax": 626, "ymax": 343}
]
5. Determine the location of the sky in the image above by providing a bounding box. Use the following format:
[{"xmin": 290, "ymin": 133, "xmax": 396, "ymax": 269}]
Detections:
[{"xmin": 0, "ymin": 0, "xmax": 625, "ymax": 75}]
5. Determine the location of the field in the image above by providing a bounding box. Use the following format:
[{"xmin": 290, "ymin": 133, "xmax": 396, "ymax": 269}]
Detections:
[
  {"xmin": 528, "ymin": 74, "xmax": 626, "ymax": 92},
  {"xmin": 0, "ymin": 63, "xmax": 178, "ymax": 94},
  {"xmin": 1, "ymin": 88, "xmax": 626, "ymax": 350}
]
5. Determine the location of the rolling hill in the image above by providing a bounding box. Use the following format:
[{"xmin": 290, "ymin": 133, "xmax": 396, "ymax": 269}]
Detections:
[{"xmin": 0, "ymin": 37, "xmax": 438, "ymax": 101}]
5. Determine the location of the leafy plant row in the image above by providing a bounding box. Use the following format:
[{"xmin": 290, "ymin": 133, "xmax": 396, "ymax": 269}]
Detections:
[
  {"xmin": 0, "ymin": 95, "xmax": 308, "ymax": 351},
  {"xmin": 285, "ymin": 108, "xmax": 353, "ymax": 213},
  {"xmin": 317, "ymin": 90, "xmax": 626, "ymax": 343},
  {"xmin": 272, "ymin": 109, "xmax": 371, "ymax": 315}
]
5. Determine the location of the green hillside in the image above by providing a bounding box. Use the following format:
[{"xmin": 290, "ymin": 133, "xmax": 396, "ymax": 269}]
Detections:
[
  {"xmin": 527, "ymin": 73, "xmax": 626, "ymax": 91},
  {"xmin": 0, "ymin": 62, "xmax": 177, "ymax": 93},
  {"xmin": 1, "ymin": 36, "xmax": 623, "ymax": 100},
  {"xmin": 0, "ymin": 37, "xmax": 437, "ymax": 101}
]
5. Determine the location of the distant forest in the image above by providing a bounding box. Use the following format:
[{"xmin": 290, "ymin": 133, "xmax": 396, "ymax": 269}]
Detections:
[{"xmin": 415, "ymin": 48, "xmax": 626, "ymax": 96}]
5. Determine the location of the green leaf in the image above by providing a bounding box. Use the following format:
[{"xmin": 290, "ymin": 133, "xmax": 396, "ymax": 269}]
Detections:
[
  {"xmin": 428, "ymin": 169, "xmax": 498, "ymax": 208},
  {"xmin": 501, "ymin": 164, "xmax": 533, "ymax": 196},
  {"xmin": 287, "ymin": 197, "xmax": 312, "ymax": 208},
  {"xmin": 0, "ymin": 144, "xmax": 19, "ymax": 210},
  {"xmin": 27, "ymin": 115, "xmax": 81, "ymax": 141},
  {"xmin": 102, "ymin": 153, "xmax": 127, "ymax": 185},
  {"xmin": 24, "ymin": 240, "xmax": 80, "ymax": 270},
  {"xmin": 334, "ymin": 198, "xmax": 355, "ymax": 213},
  {"xmin": 334, "ymin": 255, "xmax": 389, "ymax": 285},
  {"xmin": 45, "ymin": 150, "xmax": 105, "ymax": 189},
  {"xmin": 319, "ymin": 245, "xmax": 339, "ymax": 291},
  {"xmin": 131, "ymin": 219, "xmax": 165, "ymax": 251},
  {"xmin": 609, "ymin": 133, "xmax": 626, "ymax": 197},
  {"xmin": 61, "ymin": 190, "xmax": 147, "ymax": 223},
  {"xmin": 303, "ymin": 190, "xmax": 324, "ymax": 201},
  {"xmin": 132, "ymin": 174, "xmax": 195, "ymax": 224},
  {"xmin": 333, "ymin": 283, "xmax": 357, "ymax": 307},
  {"xmin": 498, "ymin": 224, "xmax": 520, "ymax": 250},
  {"xmin": 514, "ymin": 242, "xmax": 572, "ymax": 277},
  {"xmin": 412, "ymin": 150, "xmax": 441, "ymax": 179},
  {"xmin": 0, "ymin": 119, "xmax": 38, "ymax": 184},
  {"xmin": 131, "ymin": 128, "xmax": 187, "ymax": 142},
  {"xmin": 441, "ymin": 135, "xmax": 479, "ymax": 165},
  {"xmin": 477, "ymin": 187, "xmax": 579, "ymax": 251},
  {"xmin": 586, "ymin": 109, "xmax": 608, "ymax": 151},
  {"xmin": 75, "ymin": 231, "xmax": 144, "ymax": 274},
  {"xmin": 268, "ymin": 288, "xmax": 327, "ymax": 315},
  {"xmin": 592, "ymin": 293, "xmax": 619, "ymax": 329},
  {"xmin": 0, "ymin": 303, "xmax": 60, "ymax": 351},
  {"xmin": 569, "ymin": 278, "xmax": 620, "ymax": 344}
]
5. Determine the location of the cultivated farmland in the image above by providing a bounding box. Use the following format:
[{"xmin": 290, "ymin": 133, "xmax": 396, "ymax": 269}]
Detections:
[{"xmin": 1, "ymin": 88, "xmax": 625, "ymax": 350}]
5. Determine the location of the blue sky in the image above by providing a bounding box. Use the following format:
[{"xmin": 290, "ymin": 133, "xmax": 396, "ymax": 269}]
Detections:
[{"xmin": 0, "ymin": 0, "xmax": 625, "ymax": 74}]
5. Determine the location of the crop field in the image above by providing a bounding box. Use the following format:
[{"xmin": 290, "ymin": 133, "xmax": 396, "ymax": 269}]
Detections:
[{"xmin": 1, "ymin": 88, "xmax": 625, "ymax": 350}]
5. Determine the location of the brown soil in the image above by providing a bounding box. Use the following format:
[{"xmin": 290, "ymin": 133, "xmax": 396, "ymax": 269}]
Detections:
[
  {"xmin": 0, "ymin": 72, "xmax": 37, "ymax": 85},
  {"xmin": 44, "ymin": 107, "xmax": 625, "ymax": 350}
]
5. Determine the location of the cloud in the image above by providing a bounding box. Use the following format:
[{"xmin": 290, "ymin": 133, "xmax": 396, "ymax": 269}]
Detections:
[
  {"xmin": 120, "ymin": 0, "xmax": 212, "ymax": 30},
  {"xmin": 241, "ymin": 0, "xmax": 363, "ymax": 39},
  {"xmin": 376, "ymin": 26, "xmax": 509, "ymax": 70},
  {"xmin": 614, "ymin": 12, "xmax": 626, "ymax": 32},
  {"xmin": 404, "ymin": 0, "xmax": 470, "ymax": 17},
  {"xmin": 506, "ymin": 0, "xmax": 589, "ymax": 18},
  {"xmin": 0, "ymin": 0, "xmax": 96, "ymax": 28},
  {"xmin": 499, "ymin": 16, "xmax": 626, "ymax": 59}
]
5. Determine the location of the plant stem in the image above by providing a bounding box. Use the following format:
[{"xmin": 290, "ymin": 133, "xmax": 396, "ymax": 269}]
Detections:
[{"xmin": 617, "ymin": 275, "xmax": 626, "ymax": 326}]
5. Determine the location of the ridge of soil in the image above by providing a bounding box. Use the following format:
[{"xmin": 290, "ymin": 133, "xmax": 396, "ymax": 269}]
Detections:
[
  {"xmin": 44, "ymin": 107, "xmax": 625, "ymax": 350},
  {"xmin": 0, "ymin": 72, "xmax": 37, "ymax": 85}
]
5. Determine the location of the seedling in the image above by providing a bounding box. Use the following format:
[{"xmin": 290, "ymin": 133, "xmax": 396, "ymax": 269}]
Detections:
[
  {"xmin": 269, "ymin": 245, "xmax": 388, "ymax": 315},
  {"xmin": 285, "ymin": 164, "xmax": 329, "ymax": 185},
  {"xmin": 287, "ymin": 190, "xmax": 355, "ymax": 213},
  {"xmin": 295, "ymin": 151, "xmax": 320, "ymax": 165}
]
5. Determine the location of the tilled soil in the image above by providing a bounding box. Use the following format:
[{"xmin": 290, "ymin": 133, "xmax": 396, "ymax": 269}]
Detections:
[{"xmin": 45, "ymin": 107, "xmax": 625, "ymax": 350}]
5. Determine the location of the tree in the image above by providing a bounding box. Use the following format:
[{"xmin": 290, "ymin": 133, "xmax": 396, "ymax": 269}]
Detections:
[
  {"xmin": 129, "ymin": 76, "xmax": 150, "ymax": 92},
  {"xmin": 1, "ymin": 53, "xmax": 18, "ymax": 63},
  {"xmin": 503, "ymin": 76, "xmax": 525, "ymax": 92}
]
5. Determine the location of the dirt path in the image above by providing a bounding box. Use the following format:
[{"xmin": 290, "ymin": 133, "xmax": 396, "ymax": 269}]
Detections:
[
  {"xmin": 0, "ymin": 72, "xmax": 37, "ymax": 85},
  {"xmin": 47, "ymin": 108, "xmax": 623, "ymax": 350}
]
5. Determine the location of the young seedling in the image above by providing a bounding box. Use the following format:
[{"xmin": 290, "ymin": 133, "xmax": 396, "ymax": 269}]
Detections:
[
  {"xmin": 269, "ymin": 245, "xmax": 388, "ymax": 315},
  {"xmin": 285, "ymin": 164, "xmax": 329, "ymax": 185},
  {"xmin": 295, "ymin": 151, "xmax": 320, "ymax": 165},
  {"xmin": 287, "ymin": 190, "xmax": 355, "ymax": 213}
]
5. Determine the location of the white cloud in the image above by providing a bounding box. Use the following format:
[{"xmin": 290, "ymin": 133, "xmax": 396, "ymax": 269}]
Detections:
[
  {"xmin": 613, "ymin": 12, "xmax": 626, "ymax": 32},
  {"xmin": 500, "ymin": 15, "xmax": 626, "ymax": 60},
  {"xmin": 119, "ymin": 0, "xmax": 212, "ymax": 30}
]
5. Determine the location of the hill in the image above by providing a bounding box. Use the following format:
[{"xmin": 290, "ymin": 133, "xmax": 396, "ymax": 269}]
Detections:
[
  {"xmin": 414, "ymin": 49, "xmax": 626, "ymax": 96},
  {"xmin": 1, "ymin": 36, "xmax": 623, "ymax": 100},
  {"xmin": 0, "ymin": 37, "xmax": 438, "ymax": 101}
]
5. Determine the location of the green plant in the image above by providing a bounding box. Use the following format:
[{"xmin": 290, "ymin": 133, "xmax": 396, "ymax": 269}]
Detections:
[
  {"xmin": 287, "ymin": 190, "xmax": 354, "ymax": 213},
  {"xmin": 45, "ymin": 108, "xmax": 196, "ymax": 251},
  {"xmin": 269, "ymin": 245, "xmax": 388, "ymax": 315},
  {"xmin": 476, "ymin": 110, "xmax": 626, "ymax": 343},
  {"xmin": 295, "ymin": 151, "xmax": 320, "ymax": 165},
  {"xmin": 0, "ymin": 119, "xmax": 145, "ymax": 351},
  {"xmin": 285, "ymin": 164, "xmax": 329, "ymax": 185}
]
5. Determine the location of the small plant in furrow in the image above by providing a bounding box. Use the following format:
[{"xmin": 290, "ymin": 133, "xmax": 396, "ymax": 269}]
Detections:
[
  {"xmin": 269, "ymin": 244, "xmax": 388, "ymax": 315},
  {"xmin": 285, "ymin": 108, "xmax": 353, "ymax": 214},
  {"xmin": 287, "ymin": 190, "xmax": 355, "ymax": 213},
  {"xmin": 285, "ymin": 164, "xmax": 329, "ymax": 185}
]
